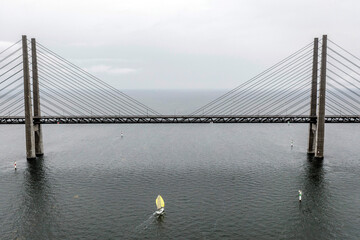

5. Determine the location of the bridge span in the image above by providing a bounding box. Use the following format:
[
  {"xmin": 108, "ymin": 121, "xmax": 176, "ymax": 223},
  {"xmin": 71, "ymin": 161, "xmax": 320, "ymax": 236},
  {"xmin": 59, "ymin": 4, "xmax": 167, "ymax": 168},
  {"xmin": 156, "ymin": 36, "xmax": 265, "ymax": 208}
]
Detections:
[{"xmin": 1, "ymin": 115, "xmax": 359, "ymax": 124}]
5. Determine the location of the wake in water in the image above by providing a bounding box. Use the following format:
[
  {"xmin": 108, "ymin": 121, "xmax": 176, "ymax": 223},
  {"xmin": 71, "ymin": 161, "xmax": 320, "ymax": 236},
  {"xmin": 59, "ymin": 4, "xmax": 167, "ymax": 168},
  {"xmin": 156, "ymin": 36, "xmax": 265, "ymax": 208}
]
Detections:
[{"xmin": 135, "ymin": 212, "xmax": 163, "ymax": 232}]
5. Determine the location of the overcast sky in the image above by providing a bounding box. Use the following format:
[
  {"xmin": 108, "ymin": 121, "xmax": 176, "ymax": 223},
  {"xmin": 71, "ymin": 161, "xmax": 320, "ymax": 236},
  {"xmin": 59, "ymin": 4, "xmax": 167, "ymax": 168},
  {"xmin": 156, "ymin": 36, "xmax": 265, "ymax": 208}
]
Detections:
[{"xmin": 1, "ymin": 0, "xmax": 360, "ymax": 89}]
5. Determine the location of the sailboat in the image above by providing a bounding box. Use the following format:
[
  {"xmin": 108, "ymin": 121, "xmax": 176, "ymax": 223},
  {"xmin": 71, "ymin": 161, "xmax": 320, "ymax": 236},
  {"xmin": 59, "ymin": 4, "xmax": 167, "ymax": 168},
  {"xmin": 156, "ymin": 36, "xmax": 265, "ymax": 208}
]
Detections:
[{"xmin": 155, "ymin": 195, "xmax": 165, "ymax": 215}]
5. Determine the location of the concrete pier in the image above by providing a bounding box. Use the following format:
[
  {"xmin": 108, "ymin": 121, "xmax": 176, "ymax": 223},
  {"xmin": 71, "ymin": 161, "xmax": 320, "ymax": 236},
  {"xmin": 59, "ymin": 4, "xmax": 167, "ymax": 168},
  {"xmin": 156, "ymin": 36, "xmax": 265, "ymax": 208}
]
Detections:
[
  {"xmin": 31, "ymin": 38, "xmax": 44, "ymax": 156},
  {"xmin": 22, "ymin": 35, "xmax": 36, "ymax": 160},
  {"xmin": 307, "ymin": 38, "xmax": 319, "ymax": 155},
  {"xmin": 315, "ymin": 35, "xmax": 327, "ymax": 159}
]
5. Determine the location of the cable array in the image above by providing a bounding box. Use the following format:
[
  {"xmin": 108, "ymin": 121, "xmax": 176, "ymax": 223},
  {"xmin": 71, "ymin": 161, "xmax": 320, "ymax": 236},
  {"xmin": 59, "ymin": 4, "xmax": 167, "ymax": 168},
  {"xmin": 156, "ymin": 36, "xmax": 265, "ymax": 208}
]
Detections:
[
  {"xmin": 0, "ymin": 40, "xmax": 24, "ymax": 116},
  {"xmin": 191, "ymin": 42, "xmax": 317, "ymax": 116},
  {"xmin": 326, "ymin": 39, "xmax": 360, "ymax": 115},
  {"xmin": 32, "ymin": 41, "xmax": 160, "ymax": 117},
  {"xmin": 2, "ymin": 37, "xmax": 359, "ymax": 118}
]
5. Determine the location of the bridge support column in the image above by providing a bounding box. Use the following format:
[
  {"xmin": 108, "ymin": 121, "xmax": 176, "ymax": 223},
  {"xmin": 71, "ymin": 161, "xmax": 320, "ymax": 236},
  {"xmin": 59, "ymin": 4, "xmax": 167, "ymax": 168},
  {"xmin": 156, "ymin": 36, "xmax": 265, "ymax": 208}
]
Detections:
[
  {"xmin": 315, "ymin": 35, "xmax": 327, "ymax": 159},
  {"xmin": 307, "ymin": 38, "xmax": 319, "ymax": 155},
  {"xmin": 22, "ymin": 35, "xmax": 36, "ymax": 160},
  {"xmin": 31, "ymin": 38, "xmax": 44, "ymax": 156}
]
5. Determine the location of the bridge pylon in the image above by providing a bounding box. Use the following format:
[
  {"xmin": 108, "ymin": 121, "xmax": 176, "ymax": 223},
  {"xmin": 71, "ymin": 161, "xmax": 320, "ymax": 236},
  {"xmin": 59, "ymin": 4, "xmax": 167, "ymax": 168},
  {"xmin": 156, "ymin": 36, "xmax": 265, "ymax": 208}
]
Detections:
[
  {"xmin": 22, "ymin": 35, "xmax": 36, "ymax": 160},
  {"xmin": 31, "ymin": 38, "xmax": 44, "ymax": 157},
  {"xmin": 314, "ymin": 35, "xmax": 328, "ymax": 159},
  {"xmin": 21, "ymin": 35, "xmax": 44, "ymax": 160},
  {"xmin": 307, "ymin": 38, "xmax": 319, "ymax": 155}
]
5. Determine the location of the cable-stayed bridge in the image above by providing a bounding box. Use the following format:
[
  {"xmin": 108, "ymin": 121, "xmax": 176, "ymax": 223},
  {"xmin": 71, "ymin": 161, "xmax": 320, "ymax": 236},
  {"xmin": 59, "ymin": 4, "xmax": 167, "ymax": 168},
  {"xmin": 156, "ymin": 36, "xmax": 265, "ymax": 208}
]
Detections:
[{"xmin": 1, "ymin": 35, "xmax": 359, "ymax": 160}]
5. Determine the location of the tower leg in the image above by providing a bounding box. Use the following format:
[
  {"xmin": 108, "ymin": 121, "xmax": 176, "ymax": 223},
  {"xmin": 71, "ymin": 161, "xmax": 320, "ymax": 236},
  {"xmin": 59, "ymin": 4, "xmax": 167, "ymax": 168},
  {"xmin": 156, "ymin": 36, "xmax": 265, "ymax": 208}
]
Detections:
[
  {"xmin": 315, "ymin": 35, "xmax": 328, "ymax": 159},
  {"xmin": 307, "ymin": 38, "xmax": 319, "ymax": 155},
  {"xmin": 31, "ymin": 38, "xmax": 44, "ymax": 156},
  {"xmin": 22, "ymin": 35, "xmax": 36, "ymax": 160}
]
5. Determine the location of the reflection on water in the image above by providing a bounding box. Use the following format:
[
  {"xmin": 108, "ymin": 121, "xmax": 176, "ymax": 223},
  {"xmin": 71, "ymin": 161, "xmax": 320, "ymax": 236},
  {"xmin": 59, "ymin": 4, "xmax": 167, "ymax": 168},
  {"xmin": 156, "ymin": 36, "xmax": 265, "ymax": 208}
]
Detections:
[
  {"xmin": 16, "ymin": 157, "xmax": 60, "ymax": 239},
  {"xmin": 306, "ymin": 156, "xmax": 325, "ymax": 187},
  {"xmin": 156, "ymin": 214, "xmax": 165, "ymax": 222},
  {"xmin": 296, "ymin": 157, "xmax": 331, "ymax": 239}
]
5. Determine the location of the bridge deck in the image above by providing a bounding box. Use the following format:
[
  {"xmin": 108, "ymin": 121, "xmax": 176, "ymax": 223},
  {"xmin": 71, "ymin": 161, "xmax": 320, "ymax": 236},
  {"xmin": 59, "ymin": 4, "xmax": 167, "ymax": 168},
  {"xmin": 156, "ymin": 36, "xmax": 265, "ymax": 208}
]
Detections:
[{"xmin": 0, "ymin": 115, "xmax": 359, "ymax": 124}]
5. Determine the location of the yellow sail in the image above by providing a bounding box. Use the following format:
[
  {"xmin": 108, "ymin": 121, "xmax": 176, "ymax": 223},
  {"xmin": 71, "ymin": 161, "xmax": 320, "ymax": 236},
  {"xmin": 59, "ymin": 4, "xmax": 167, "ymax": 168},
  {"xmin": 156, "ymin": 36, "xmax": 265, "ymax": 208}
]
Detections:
[{"xmin": 156, "ymin": 195, "xmax": 165, "ymax": 209}]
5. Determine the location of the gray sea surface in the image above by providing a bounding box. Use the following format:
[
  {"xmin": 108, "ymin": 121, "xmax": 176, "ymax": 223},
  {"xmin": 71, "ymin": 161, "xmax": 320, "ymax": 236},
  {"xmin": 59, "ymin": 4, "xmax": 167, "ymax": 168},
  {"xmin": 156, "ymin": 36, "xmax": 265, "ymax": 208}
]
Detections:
[{"xmin": 0, "ymin": 90, "xmax": 359, "ymax": 239}]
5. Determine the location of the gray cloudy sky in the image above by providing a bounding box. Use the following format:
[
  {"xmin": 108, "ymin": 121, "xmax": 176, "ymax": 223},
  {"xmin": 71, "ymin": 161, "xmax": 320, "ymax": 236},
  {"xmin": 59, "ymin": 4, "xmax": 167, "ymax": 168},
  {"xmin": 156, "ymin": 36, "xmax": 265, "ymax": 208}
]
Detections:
[{"xmin": 1, "ymin": 0, "xmax": 360, "ymax": 89}]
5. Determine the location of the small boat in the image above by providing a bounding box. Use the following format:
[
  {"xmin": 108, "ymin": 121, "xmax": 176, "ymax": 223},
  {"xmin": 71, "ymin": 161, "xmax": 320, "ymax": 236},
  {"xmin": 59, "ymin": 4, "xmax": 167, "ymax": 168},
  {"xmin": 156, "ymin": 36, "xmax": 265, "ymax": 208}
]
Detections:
[{"xmin": 155, "ymin": 195, "xmax": 165, "ymax": 215}]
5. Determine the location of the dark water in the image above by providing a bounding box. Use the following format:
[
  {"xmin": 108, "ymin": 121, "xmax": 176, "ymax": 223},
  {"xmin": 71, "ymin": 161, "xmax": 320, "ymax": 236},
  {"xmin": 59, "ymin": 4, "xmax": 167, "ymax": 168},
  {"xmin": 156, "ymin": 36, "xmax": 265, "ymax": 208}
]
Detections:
[{"xmin": 1, "ymin": 92, "xmax": 360, "ymax": 239}]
